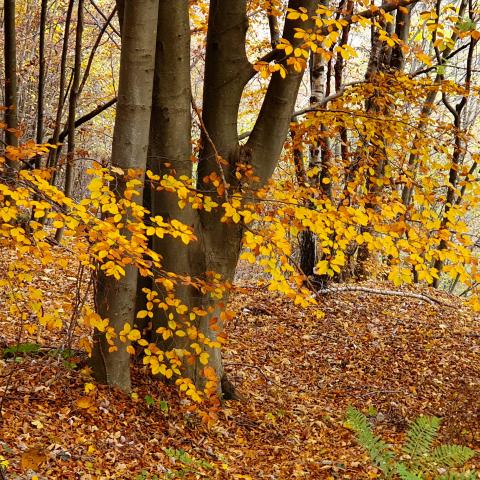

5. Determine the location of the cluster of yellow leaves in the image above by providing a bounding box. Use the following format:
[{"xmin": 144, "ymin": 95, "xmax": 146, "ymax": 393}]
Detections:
[{"xmin": 0, "ymin": 155, "xmax": 235, "ymax": 412}]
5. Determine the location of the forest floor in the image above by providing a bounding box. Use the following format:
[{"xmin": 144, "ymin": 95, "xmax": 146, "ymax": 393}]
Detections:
[{"xmin": 0, "ymin": 248, "xmax": 479, "ymax": 479}]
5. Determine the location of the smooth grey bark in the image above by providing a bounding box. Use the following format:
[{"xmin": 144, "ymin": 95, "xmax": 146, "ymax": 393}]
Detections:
[
  {"xmin": 154, "ymin": 0, "xmax": 255, "ymax": 388},
  {"xmin": 247, "ymin": 0, "xmax": 317, "ymax": 183},
  {"xmin": 98, "ymin": 0, "xmax": 322, "ymax": 392},
  {"xmin": 148, "ymin": 0, "xmax": 317, "ymax": 392},
  {"xmin": 3, "ymin": 0, "xmax": 19, "ymax": 176},
  {"xmin": 192, "ymin": 0, "xmax": 317, "ymax": 390},
  {"xmin": 91, "ymin": 0, "xmax": 159, "ymax": 392},
  {"xmin": 145, "ymin": 0, "xmax": 202, "ymax": 377}
]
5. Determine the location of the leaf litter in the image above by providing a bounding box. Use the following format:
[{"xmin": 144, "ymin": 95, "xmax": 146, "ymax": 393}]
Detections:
[{"xmin": 0, "ymin": 250, "xmax": 479, "ymax": 479}]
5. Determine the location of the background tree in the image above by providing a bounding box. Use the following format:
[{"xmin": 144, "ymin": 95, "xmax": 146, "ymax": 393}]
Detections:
[{"xmin": 3, "ymin": 0, "xmax": 18, "ymax": 176}]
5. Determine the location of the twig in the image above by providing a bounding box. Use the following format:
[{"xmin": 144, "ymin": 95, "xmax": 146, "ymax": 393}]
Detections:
[
  {"xmin": 190, "ymin": 96, "xmax": 229, "ymax": 201},
  {"xmin": 224, "ymin": 362, "xmax": 278, "ymax": 385},
  {"xmin": 0, "ymin": 276, "xmax": 28, "ymax": 422},
  {"xmin": 315, "ymin": 285, "xmax": 454, "ymax": 307},
  {"xmin": 335, "ymin": 388, "xmax": 402, "ymax": 398},
  {"xmin": 89, "ymin": 0, "xmax": 121, "ymax": 37}
]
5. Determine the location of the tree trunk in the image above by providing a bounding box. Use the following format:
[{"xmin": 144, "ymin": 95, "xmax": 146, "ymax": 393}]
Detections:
[
  {"xmin": 145, "ymin": 0, "xmax": 208, "ymax": 384},
  {"xmin": 169, "ymin": 0, "xmax": 316, "ymax": 391},
  {"xmin": 94, "ymin": 0, "xmax": 318, "ymax": 393},
  {"xmin": 354, "ymin": 5, "xmax": 409, "ymax": 279},
  {"xmin": 3, "ymin": 0, "xmax": 19, "ymax": 177},
  {"xmin": 91, "ymin": 0, "xmax": 159, "ymax": 392},
  {"xmin": 432, "ymin": 35, "xmax": 475, "ymax": 287},
  {"xmin": 36, "ymin": 0, "xmax": 47, "ymax": 148},
  {"xmin": 191, "ymin": 0, "xmax": 317, "ymax": 390},
  {"xmin": 47, "ymin": 0, "xmax": 74, "ymax": 173},
  {"xmin": 55, "ymin": 0, "xmax": 84, "ymax": 243}
]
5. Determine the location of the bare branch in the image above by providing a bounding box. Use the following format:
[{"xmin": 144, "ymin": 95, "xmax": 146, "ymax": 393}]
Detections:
[{"xmin": 315, "ymin": 285, "xmax": 455, "ymax": 307}]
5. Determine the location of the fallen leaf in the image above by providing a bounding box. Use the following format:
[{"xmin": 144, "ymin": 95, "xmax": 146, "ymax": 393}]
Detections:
[
  {"xmin": 21, "ymin": 447, "xmax": 47, "ymax": 471},
  {"xmin": 76, "ymin": 397, "xmax": 93, "ymax": 409}
]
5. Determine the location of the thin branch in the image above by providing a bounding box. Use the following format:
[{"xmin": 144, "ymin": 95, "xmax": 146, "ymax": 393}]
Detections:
[
  {"xmin": 89, "ymin": 0, "xmax": 121, "ymax": 37},
  {"xmin": 292, "ymin": 81, "xmax": 364, "ymax": 117},
  {"xmin": 411, "ymin": 43, "xmax": 470, "ymax": 77},
  {"xmin": 238, "ymin": 81, "xmax": 363, "ymax": 140},
  {"xmin": 78, "ymin": 6, "xmax": 117, "ymax": 97},
  {"xmin": 191, "ymin": 95, "xmax": 229, "ymax": 201},
  {"xmin": 56, "ymin": 97, "xmax": 117, "ymax": 144}
]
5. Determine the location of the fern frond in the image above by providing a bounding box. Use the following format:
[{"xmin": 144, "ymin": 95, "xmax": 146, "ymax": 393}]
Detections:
[
  {"xmin": 346, "ymin": 407, "xmax": 395, "ymax": 478},
  {"xmin": 346, "ymin": 406, "xmax": 371, "ymax": 432},
  {"xmin": 436, "ymin": 472, "xmax": 478, "ymax": 480},
  {"xmin": 430, "ymin": 445, "xmax": 477, "ymax": 469},
  {"xmin": 396, "ymin": 462, "xmax": 423, "ymax": 479},
  {"xmin": 402, "ymin": 415, "xmax": 441, "ymax": 465}
]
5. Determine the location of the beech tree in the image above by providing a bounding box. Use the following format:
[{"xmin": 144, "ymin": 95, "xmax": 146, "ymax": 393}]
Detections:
[
  {"xmin": 91, "ymin": 0, "xmax": 471, "ymax": 394},
  {"xmin": 88, "ymin": 0, "xmax": 322, "ymax": 393},
  {"xmin": 2, "ymin": 0, "xmax": 479, "ymax": 413}
]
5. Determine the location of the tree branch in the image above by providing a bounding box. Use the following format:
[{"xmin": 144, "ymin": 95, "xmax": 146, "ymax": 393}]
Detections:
[
  {"xmin": 238, "ymin": 81, "xmax": 363, "ymax": 141},
  {"xmin": 51, "ymin": 97, "xmax": 117, "ymax": 145},
  {"xmin": 90, "ymin": 0, "xmax": 121, "ymax": 37}
]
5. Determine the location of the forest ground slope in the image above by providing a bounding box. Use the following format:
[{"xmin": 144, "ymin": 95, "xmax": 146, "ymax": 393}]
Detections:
[{"xmin": 0, "ymin": 249, "xmax": 479, "ymax": 479}]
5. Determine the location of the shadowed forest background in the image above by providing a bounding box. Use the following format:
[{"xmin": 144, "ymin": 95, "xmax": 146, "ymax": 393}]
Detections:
[{"xmin": 0, "ymin": 0, "xmax": 479, "ymax": 478}]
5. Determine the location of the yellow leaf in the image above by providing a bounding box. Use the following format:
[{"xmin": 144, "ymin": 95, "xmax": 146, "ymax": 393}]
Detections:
[
  {"xmin": 314, "ymin": 260, "xmax": 329, "ymax": 275},
  {"xmin": 84, "ymin": 382, "xmax": 96, "ymax": 394},
  {"xmin": 76, "ymin": 397, "xmax": 93, "ymax": 409},
  {"xmin": 199, "ymin": 352, "xmax": 209, "ymax": 365},
  {"xmin": 127, "ymin": 329, "xmax": 141, "ymax": 341},
  {"xmin": 31, "ymin": 419, "xmax": 44, "ymax": 429}
]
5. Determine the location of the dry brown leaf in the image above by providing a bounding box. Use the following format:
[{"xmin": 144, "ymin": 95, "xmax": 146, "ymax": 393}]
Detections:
[{"xmin": 21, "ymin": 447, "xmax": 47, "ymax": 471}]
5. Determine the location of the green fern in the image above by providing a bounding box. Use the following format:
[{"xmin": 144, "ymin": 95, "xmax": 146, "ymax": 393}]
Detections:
[
  {"xmin": 396, "ymin": 462, "xmax": 423, "ymax": 480},
  {"xmin": 436, "ymin": 473, "xmax": 478, "ymax": 480},
  {"xmin": 345, "ymin": 407, "xmax": 477, "ymax": 480},
  {"xmin": 403, "ymin": 415, "xmax": 441, "ymax": 470},
  {"xmin": 431, "ymin": 446, "xmax": 477, "ymax": 470},
  {"xmin": 345, "ymin": 406, "xmax": 395, "ymax": 478}
]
